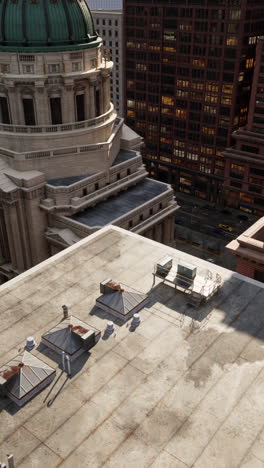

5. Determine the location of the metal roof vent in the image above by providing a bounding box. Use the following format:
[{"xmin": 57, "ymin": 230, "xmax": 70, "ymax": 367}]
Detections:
[
  {"xmin": 25, "ymin": 336, "xmax": 36, "ymax": 351},
  {"xmin": 97, "ymin": 280, "xmax": 149, "ymax": 322},
  {"xmin": 0, "ymin": 351, "xmax": 55, "ymax": 407},
  {"xmin": 41, "ymin": 315, "xmax": 101, "ymax": 362},
  {"xmin": 105, "ymin": 321, "xmax": 115, "ymax": 335},
  {"xmin": 62, "ymin": 304, "xmax": 69, "ymax": 319}
]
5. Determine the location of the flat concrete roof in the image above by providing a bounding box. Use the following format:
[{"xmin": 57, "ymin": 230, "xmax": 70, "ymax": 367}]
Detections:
[
  {"xmin": 112, "ymin": 149, "xmax": 138, "ymax": 166},
  {"xmin": 0, "ymin": 226, "xmax": 264, "ymax": 467},
  {"xmin": 69, "ymin": 179, "xmax": 169, "ymax": 227},
  {"xmin": 47, "ymin": 174, "xmax": 92, "ymax": 187}
]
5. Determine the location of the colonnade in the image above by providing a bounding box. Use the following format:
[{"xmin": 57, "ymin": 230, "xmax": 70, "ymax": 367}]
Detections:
[{"xmin": 2, "ymin": 71, "xmax": 111, "ymax": 127}]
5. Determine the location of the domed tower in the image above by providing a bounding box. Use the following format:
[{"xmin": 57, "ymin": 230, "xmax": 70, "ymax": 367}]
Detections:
[
  {"xmin": 0, "ymin": 0, "xmax": 115, "ymax": 158},
  {"xmin": 0, "ymin": 0, "xmax": 178, "ymax": 281}
]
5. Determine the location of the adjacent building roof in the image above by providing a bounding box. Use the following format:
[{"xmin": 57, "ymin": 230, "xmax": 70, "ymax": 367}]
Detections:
[
  {"xmin": 69, "ymin": 178, "xmax": 170, "ymax": 227},
  {"xmin": 0, "ymin": 0, "xmax": 99, "ymax": 52},
  {"xmin": 0, "ymin": 226, "xmax": 264, "ymax": 466}
]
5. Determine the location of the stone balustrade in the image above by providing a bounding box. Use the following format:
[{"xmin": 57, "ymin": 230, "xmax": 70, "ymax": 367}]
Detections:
[
  {"xmin": 0, "ymin": 116, "xmax": 123, "ymax": 162},
  {"xmin": 0, "ymin": 103, "xmax": 115, "ymax": 135}
]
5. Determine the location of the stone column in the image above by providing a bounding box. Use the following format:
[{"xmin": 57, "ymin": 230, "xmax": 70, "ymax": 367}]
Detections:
[
  {"xmin": 6, "ymin": 86, "xmax": 20, "ymax": 125},
  {"xmin": 84, "ymin": 84, "xmax": 89, "ymax": 120},
  {"xmin": 89, "ymin": 78, "xmax": 96, "ymax": 119},
  {"xmin": 155, "ymin": 223, "xmax": 162, "ymax": 243},
  {"xmin": 162, "ymin": 217, "xmax": 172, "ymax": 245},
  {"xmin": 101, "ymin": 72, "xmax": 111, "ymax": 113},
  {"xmin": 63, "ymin": 84, "xmax": 75, "ymax": 123},
  {"xmin": 2, "ymin": 199, "xmax": 25, "ymax": 272},
  {"xmin": 23, "ymin": 186, "xmax": 49, "ymax": 266},
  {"xmin": 35, "ymin": 86, "xmax": 50, "ymax": 125}
]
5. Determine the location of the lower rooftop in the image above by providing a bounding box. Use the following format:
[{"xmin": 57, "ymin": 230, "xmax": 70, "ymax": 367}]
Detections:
[
  {"xmin": 0, "ymin": 226, "xmax": 263, "ymax": 467},
  {"xmin": 69, "ymin": 178, "xmax": 169, "ymax": 227}
]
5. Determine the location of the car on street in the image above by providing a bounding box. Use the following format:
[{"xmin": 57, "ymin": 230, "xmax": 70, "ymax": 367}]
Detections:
[{"xmin": 218, "ymin": 224, "xmax": 233, "ymax": 232}]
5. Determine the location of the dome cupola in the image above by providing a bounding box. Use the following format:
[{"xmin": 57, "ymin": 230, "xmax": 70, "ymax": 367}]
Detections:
[{"xmin": 0, "ymin": 0, "xmax": 99, "ymax": 52}]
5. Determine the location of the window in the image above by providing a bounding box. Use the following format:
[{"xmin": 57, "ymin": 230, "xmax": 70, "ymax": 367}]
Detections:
[
  {"xmin": 48, "ymin": 64, "xmax": 60, "ymax": 74},
  {"xmin": 23, "ymin": 98, "xmax": 36, "ymax": 125},
  {"xmin": 72, "ymin": 62, "xmax": 81, "ymax": 72},
  {"xmin": 22, "ymin": 64, "xmax": 34, "ymax": 74},
  {"xmin": 0, "ymin": 64, "xmax": 10, "ymax": 73},
  {"xmin": 95, "ymin": 89, "xmax": 100, "ymax": 117},
  {"xmin": 50, "ymin": 97, "xmax": 62, "ymax": 125},
  {"xmin": 76, "ymin": 94, "xmax": 85, "ymax": 122},
  {"xmin": 0, "ymin": 96, "xmax": 10, "ymax": 124}
]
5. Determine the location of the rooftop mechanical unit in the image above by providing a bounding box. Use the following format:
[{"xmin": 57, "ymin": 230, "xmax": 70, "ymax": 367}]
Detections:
[
  {"xmin": 96, "ymin": 279, "xmax": 149, "ymax": 321},
  {"xmin": 41, "ymin": 315, "xmax": 101, "ymax": 361},
  {"xmin": 0, "ymin": 351, "xmax": 55, "ymax": 407}
]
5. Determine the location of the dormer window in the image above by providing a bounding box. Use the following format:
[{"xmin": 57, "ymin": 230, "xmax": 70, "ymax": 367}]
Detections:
[
  {"xmin": 72, "ymin": 62, "xmax": 81, "ymax": 72},
  {"xmin": 48, "ymin": 64, "xmax": 60, "ymax": 74},
  {"xmin": 22, "ymin": 64, "xmax": 34, "ymax": 74},
  {"xmin": 0, "ymin": 64, "xmax": 10, "ymax": 73}
]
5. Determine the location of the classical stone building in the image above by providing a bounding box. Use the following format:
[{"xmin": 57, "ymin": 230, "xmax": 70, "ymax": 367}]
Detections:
[
  {"xmin": 227, "ymin": 217, "xmax": 264, "ymax": 282},
  {"xmin": 0, "ymin": 0, "xmax": 178, "ymax": 282}
]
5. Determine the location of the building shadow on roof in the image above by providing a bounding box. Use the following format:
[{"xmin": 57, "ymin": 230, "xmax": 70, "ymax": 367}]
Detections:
[
  {"xmin": 37, "ymin": 342, "xmax": 91, "ymax": 376},
  {"xmin": 89, "ymin": 304, "xmax": 125, "ymax": 327},
  {"xmin": 145, "ymin": 282, "xmax": 214, "ymax": 323}
]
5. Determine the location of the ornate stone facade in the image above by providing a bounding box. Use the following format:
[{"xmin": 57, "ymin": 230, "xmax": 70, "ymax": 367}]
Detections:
[{"xmin": 0, "ymin": 1, "xmax": 178, "ymax": 282}]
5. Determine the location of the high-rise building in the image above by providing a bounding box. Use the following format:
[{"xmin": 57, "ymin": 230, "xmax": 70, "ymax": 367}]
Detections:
[
  {"xmin": 223, "ymin": 39, "xmax": 264, "ymax": 216},
  {"xmin": 88, "ymin": 0, "xmax": 124, "ymax": 115},
  {"xmin": 0, "ymin": 1, "xmax": 177, "ymax": 282},
  {"xmin": 124, "ymin": 0, "xmax": 264, "ymax": 203}
]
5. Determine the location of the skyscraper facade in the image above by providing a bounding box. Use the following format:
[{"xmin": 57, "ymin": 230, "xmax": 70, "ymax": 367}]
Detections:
[
  {"xmin": 87, "ymin": 0, "xmax": 124, "ymax": 116},
  {"xmin": 124, "ymin": 0, "xmax": 264, "ymax": 203},
  {"xmin": 223, "ymin": 38, "xmax": 264, "ymax": 215}
]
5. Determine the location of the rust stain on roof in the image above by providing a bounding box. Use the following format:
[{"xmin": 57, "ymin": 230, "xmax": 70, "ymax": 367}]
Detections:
[
  {"xmin": 72, "ymin": 325, "xmax": 89, "ymax": 336},
  {"xmin": 106, "ymin": 281, "xmax": 124, "ymax": 292},
  {"xmin": 0, "ymin": 365, "xmax": 20, "ymax": 381}
]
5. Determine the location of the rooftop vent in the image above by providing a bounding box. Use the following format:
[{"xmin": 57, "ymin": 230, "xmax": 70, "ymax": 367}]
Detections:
[
  {"xmin": 96, "ymin": 280, "xmax": 149, "ymax": 321},
  {"xmin": 41, "ymin": 315, "xmax": 101, "ymax": 362},
  {"xmin": 0, "ymin": 351, "xmax": 55, "ymax": 407}
]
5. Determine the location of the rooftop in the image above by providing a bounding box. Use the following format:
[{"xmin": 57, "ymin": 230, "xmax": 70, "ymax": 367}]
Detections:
[
  {"xmin": 0, "ymin": 226, "xmax": 263, "ymax": 467},
  {"xmin": 111, "ymin": 149, "xmax": 138, "ymax": 166},
  {"xmin": 69, "ymin": 179, "xmax": 169, "ymax": 227}
]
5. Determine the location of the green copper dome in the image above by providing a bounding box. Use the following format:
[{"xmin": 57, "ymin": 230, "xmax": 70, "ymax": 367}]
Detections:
[{"xmin": 0, "ymin": 0, "xmax": 100, "ymax": 52}]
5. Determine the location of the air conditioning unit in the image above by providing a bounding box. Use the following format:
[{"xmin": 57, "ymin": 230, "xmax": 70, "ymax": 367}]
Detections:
[
  {"xmin": 177, "ymin": 263, "xmax": 197, "ymax": 280},
  {"xmin": 156, "ymin": 256, "xmax": 173, "ymax": 276}
]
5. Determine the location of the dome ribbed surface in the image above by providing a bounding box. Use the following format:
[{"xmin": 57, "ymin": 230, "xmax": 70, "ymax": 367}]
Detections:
[{"xmin": 0, "ymin": 0, "xmax": 99, "ymax": 52}]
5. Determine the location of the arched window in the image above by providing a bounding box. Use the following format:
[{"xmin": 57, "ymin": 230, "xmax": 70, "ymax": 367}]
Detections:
[
  {"xmin": 0, "ymin": 95, "xmax": 10, "ymax": 124},
  {"xmin": 22, "ymin": 96, "xmax": 36, "ymax": 125},
  {"xmin": 75, "ymin": 92, "xmax": 85, "ymax": 122}
]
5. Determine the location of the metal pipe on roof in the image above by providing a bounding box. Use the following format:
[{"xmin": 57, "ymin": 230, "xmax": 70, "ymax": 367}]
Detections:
[
  {"xmin": 65, "ymin": 355, "xmax": 71, "ymax": 376},
  {"xmin": 61, "ymin": 351, "xmax": 66, "ymax": 372},
  {"xmin": 7, "ymin": 455, "xmax": 14, "ymax": 468},
  {"xmin": 62, "ymin": 305, "xmax": 69, "ymax": 319}
]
